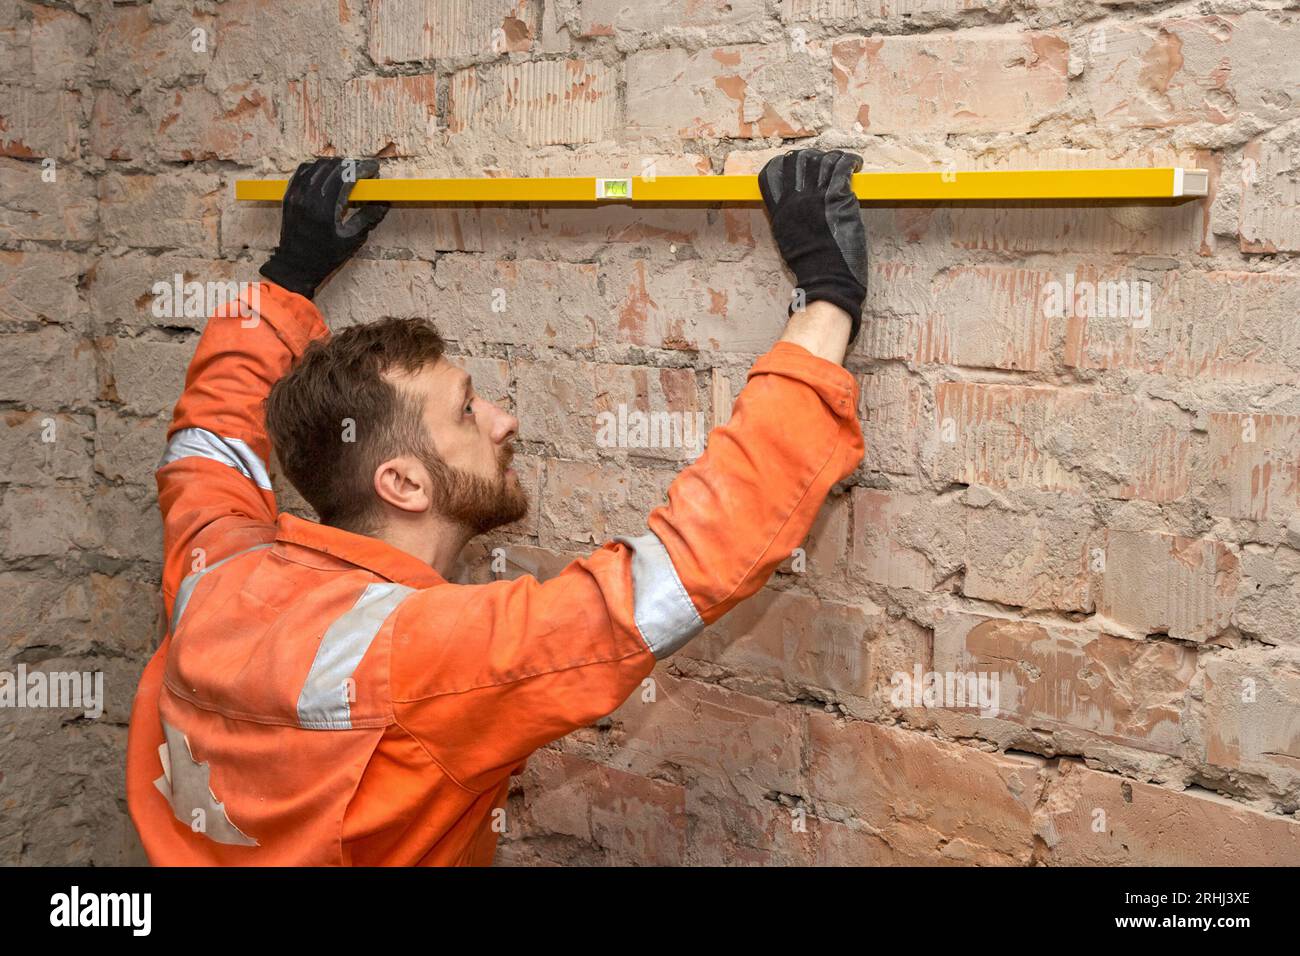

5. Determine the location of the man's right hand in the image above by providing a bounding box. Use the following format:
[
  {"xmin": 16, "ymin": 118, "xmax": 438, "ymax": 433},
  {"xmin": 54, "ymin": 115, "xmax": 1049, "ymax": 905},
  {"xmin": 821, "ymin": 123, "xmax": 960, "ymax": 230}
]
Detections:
[
  {"xmin": 758, "ymin": 148, "xmax": 868, "ymax": 344},
  {"xmin": 259, "ymin": 157, "xmax": 390, "ymax": 301}
]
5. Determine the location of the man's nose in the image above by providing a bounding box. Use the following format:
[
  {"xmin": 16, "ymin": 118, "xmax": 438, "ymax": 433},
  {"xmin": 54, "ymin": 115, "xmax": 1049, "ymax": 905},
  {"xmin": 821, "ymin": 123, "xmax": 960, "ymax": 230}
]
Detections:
[{"xmin": 485, "ymin": 400, "xmax": 518, "ymax": 444}]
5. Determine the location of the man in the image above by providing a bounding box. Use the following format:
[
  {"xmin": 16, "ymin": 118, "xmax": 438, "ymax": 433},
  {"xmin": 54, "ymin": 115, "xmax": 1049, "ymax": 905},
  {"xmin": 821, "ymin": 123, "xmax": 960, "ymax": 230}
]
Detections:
[{"xmin": 125, "ymin": 149, "xmax": 868, "ymax": 865}]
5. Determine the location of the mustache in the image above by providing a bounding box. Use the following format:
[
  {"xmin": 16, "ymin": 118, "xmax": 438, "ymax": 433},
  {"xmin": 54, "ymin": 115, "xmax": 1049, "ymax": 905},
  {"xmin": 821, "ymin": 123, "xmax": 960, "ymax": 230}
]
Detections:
[{"xmin": 497, "ymin": 443, "xmax": 516, "ymax": 474}]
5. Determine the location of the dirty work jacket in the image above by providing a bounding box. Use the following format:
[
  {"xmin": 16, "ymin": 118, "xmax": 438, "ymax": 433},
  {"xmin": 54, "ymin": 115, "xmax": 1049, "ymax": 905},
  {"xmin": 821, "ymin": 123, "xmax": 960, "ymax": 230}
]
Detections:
[{"xmin": 125, "ymin": 280, "xmax": 864, "ymax": 865}]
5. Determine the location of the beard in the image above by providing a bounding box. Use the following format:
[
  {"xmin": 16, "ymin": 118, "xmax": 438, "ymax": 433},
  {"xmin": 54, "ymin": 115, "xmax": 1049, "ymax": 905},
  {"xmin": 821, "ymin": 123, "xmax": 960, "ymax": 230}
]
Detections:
[{"xmin": 417, "ymin": 441, "xmax": 529, "ymax": 536}]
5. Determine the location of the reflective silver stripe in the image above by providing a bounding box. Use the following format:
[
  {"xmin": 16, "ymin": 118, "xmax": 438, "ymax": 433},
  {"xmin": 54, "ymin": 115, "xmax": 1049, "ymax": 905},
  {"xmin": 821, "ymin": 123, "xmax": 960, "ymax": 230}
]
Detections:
[
  {"xmin": 159, "ymin": 427, "xmax": 273, "ymax": 491},
  {"xmin": 171, "ymin": 543, "xmax": 273, "ymax": 634},
  {"xmin": 296, "ymin": 583, "xmax": 414, "ymax": 730},
  {"xmin": 613, "ymin": 531, "xmax": 705, "ymax": 659}
]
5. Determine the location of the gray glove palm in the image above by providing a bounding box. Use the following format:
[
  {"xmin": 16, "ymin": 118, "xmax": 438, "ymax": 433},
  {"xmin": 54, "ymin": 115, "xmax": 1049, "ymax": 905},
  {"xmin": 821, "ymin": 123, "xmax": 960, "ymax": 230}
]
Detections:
[
  {"xmin": 259, "ymin": 157, "xmax": 390, "ymax": 300},
  {"xmin": 758, "ymin": 149, "xmax": 868, "ymax": 342}
]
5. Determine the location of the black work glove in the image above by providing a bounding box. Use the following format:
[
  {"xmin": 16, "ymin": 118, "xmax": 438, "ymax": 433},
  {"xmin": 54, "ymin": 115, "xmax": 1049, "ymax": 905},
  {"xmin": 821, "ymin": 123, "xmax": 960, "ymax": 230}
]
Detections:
[
  {"xmin": 259, "ymin": 157, "xmax": 390, "ymax": 300},
  {"xmin": 758, "ymin": 148, "xmax": 867, "ymax": 343}
]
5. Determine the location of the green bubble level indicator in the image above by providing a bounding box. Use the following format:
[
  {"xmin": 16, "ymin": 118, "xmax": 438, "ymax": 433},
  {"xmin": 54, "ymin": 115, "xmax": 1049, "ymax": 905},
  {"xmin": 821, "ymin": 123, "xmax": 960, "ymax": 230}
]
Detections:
[{"xmin": 595, "ymin": 178, "xmax": 633, "ymax": 200}]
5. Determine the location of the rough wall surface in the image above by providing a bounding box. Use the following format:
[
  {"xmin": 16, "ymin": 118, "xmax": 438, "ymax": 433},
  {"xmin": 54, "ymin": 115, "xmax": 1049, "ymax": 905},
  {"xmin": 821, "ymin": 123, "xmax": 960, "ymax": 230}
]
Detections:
[{"xmin": 1, "ymin": 0, "xmax": 1297, "ymax": 865}]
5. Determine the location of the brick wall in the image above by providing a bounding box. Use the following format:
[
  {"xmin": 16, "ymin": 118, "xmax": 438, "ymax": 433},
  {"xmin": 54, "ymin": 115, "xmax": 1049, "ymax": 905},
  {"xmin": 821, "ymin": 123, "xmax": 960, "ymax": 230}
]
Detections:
[{"xmin": 1, "ymin": 0, "xmax": 1297, "ymax": 865}]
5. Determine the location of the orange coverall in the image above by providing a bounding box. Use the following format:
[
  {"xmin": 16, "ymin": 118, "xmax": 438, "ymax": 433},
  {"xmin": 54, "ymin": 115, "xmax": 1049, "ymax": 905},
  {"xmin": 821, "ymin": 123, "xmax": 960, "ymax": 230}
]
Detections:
[{"xmin": 125, "ymin": 280, "xmax": 864, "ymax": 865}]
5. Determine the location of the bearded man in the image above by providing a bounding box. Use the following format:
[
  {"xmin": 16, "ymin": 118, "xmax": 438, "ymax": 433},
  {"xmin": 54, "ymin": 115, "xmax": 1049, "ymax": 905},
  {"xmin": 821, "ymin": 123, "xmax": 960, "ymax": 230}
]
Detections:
[{"xmin": 126, "ymin": 149, "xmax": 868, "ymax": 865}]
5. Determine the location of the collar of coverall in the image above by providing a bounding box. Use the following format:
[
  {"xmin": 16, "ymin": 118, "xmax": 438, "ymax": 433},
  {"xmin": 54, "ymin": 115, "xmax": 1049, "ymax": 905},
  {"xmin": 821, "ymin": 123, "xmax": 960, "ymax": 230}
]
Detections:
[{"xmin": 273, "ymin": 513, "xmax": 447, "ymax": 589}]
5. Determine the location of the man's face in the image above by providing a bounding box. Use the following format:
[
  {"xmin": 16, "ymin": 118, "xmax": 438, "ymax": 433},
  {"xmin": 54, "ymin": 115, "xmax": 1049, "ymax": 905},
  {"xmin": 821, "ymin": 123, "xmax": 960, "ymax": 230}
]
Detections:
[{"xmin": 389, "ymin": 358, "xmax": 528, "ymax": 534}]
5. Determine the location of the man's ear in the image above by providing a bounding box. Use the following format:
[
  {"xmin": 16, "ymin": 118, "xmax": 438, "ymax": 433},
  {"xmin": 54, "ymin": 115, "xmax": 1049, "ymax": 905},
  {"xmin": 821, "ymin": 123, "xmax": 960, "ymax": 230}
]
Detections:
[{"xmin": 373, "ymin": 456, "xmax": 430, "ymax": 515}]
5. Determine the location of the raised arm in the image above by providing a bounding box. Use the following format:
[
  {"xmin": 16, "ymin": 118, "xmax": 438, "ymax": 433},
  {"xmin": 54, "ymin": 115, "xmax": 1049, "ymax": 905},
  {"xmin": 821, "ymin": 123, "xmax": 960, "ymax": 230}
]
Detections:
[
  {"xmin": 391, "ymin": 149, "xmax": 870, "ymax": 791},
  {"xmin": 155, "ymin": 158, "xmax": 388, "ymax": 620}
]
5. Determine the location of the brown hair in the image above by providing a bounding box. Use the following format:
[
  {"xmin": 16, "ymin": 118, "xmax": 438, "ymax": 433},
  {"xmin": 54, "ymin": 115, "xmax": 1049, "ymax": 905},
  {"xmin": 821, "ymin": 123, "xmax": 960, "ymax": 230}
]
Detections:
[{"xmin": 265, "ymin": 317, "xmax": 447, "ymax": 534}]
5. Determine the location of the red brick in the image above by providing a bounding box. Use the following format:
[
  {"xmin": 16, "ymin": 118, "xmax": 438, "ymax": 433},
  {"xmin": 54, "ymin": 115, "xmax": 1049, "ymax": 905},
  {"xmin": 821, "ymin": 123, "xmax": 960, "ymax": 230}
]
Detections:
[
  {"xmin": 148, "ymin": 84, "xmax": 279, "ymax": 164},
  {"xmin": 964, "ymin": 504, "xmax": 1098, "ymax": 613},
  {"xmin": 290, "ymin": 73, "xmax": 438, "ymax": 157},
  {"xmin": 933, "ymin": 382, "xmax": 1191, "ymax": 502},
  {"xmin": 859, "ymin": 367, "xmax": 925, "ymax": 477},
  {"xmin": 579, "ymin": 0, "xmax": 764, "ymax": 38},
  {"xmin": 476, "ymin": 148, "xmax": 713, "ymax": 181},
  {"xmin": 626, "ymin": 44, "xmax": 826, "ymax": 140},
  {"xmin": 17, "ymin": 5, "xmax": 93, "ymax": 88},
  {"xmin": 1064, "ymin": 270, "xmax": 1300, "ymax": 383},
  {"xmin": 1037, "ymin": 760, "xmax": 1300, "ymax": 865},
  {"xmin": 95, "ymin": 3, "xmax": 214, "ymax": 92},
  {"xmin": 10, "ymin": 426, "xmax": 94, "ymax": 502},
  {"xmin": 91, "ymin": 485, "xmax": 163, "ymax": 563},
  {"xmin": 850, "ymin": 489, "xmax": 936, "ymax": 592},
  {"xmin": 1203, "ymin": 649, "xmax": 1300, "ymax": 784},
  {"xmin": 98, "ymin": 172, "xmax": 222, "ymax": 257},
  {"xmin": 832, "ymin": 32, "xmax": 1068, "ymax": 135},
  {"xmin": 0, "ymin": 250, "xmax": 87, "ymax": 329},
  {"xmin": 1207, "ymin": 412, "xmax": 1300, "ymax": 521},
  {"xmin": 933, "ymin": 609, "xmax": 1195, "ymax": 754},
  {"xmin": 0, "ymin": 411, "xmax": 92, "ymax": 485},
  {"xmin": 1235, "ymin": 546, "xmax": 1300, "ymax": 649},
  {"xmin": 680, "ymin": 788, "xmax": 812, "ymax": 865},
  {"xmin": 808, "ymin": 713, "xmax": 1046, "ymax": 864},
  {"xmin": 861, "ymin": 261, "xmax": 1056, "ymax": 371},
  {"xmin": 208, "ymin": 0, "xmax": 363, "ymax": 87},
  {"xmin": 86, "ymin": 254, "xmax": 249, "ymax": 333},
  {"xmin": 432, "ymin": 257, "xmax": 602, "ymax": 348},
  {"xmin": 447, "ymin": 59, "xmax": 615, "ymax": 146},
  {"xmin": 1098, "ymin": 530, "xmax": 1239, "ymax": 642},
  {"xmin": 1084, "ymin": 14, "xmax": 1299, "ymax": 130},
  {"xmin": 0, "ymin": 329, "xmax": 96, "ymax": 409},
  {"xmin": 511, "ymin": 749, "xmax": 687, "ymax": 864},
  {"xmin": 93, "ymin": 410, "xmax": 168, "ymax": 487},
  {"xmin": 515, "ymin": 358, "xmax": 705, "ymax": 463},
  {"xmin": 89, "ymin": 89, "xmax": 150, "ymax": 162},
  {"xmin": 603, "ymin": 254, "xmax": 790, "ymax": 354},
  {"xmin": 684, "ymin": 587, "xmax": 886, "ymax": 698},
  {"xmin": 478, "ymin": 200, "xmax": 744, "ymax": 265},
  {"xmin": 776, "ymin": 489, "xmax": 850, "ymax": 584},
  {"xmin": 786, "ymin": 0, "xmax": 1002, "ymax": 19},
  {"xmin": 496, "ymin": 457, "xmax": 543, "ymax": 542},
  {"xmin": 453, "ymin": 355, "xmax": 511, "ymax": 410},
  {"xmin": 0, "ymin": 487, "xmax": 93, "ymax": 558},
  {"xmin": 369, "ymin": 0, "xmax": 536, "ymax": 62},
  {"xmin": 100, "ymin": 336, "xmax": 195, "ymax": 417},
  {"xmin": 949, "ymin": 202, "xmax": 1205, "ymax": 257},
  {"xmin": 1241, "ymin": 132, "xmax": 1300, "ymax": 253},
  {"xmin": 89, "ymin": 573, "xmax": 165, "ymax": 660},
  {"xmin": 311, "ymin": 258, "xmax": 438, "ymax": 328},
  {"xmin": 0, "ymin": 86, "xmax": 80, "ymax": 160},
  {"xmin": 373, "ymin": 206, "xmax": 485, "ymax": 256},
  {"xmin": 0, "ymin": 572, "xmax": 92, "ymax": 657},
  {"xmin": 851, "ymin": 488, "xmax": 1100, "ymax": 612},
  {"xmin": 605, "ymin": 670, "xmax": 806, "ymax": 802},
  {"xmin": 538, "ymin": 458, "xmax": 676, "ymax": 547}
]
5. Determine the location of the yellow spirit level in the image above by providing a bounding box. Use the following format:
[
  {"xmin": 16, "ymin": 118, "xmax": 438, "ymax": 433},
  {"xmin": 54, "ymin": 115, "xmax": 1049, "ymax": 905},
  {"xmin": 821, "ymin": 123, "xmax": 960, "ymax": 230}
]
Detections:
[{"xmin": 235, "ymin": 168, "xmax": 1208, "ymax": 205}]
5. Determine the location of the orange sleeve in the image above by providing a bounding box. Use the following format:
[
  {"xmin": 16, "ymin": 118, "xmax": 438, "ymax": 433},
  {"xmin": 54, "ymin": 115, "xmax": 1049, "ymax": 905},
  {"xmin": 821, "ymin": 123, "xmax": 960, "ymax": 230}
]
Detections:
[
  {"xmin": 651, "ymin": 341, "xmax": 863, "ymax": 623},
  {"xmin": 154, "ymin": 281, "xmax": 329, "ymax": 622},
  {"xmin": 390, "ymin": 341, "xmax": 864, "ymax": 792}
]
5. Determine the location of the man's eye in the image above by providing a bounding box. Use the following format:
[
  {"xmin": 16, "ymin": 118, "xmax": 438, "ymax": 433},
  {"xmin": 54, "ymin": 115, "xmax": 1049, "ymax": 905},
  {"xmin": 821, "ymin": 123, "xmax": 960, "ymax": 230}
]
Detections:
[{"xmin": 464, "ymin": 401, "xmax": 475, "ymax": 416}]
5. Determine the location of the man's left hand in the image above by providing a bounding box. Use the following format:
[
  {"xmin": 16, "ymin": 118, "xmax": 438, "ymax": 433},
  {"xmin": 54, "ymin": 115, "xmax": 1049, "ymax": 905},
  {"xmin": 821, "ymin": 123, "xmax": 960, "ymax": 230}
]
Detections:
[{"xmin": 259, "ymin": 157, "xmax": 390, "ymax": 300}]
